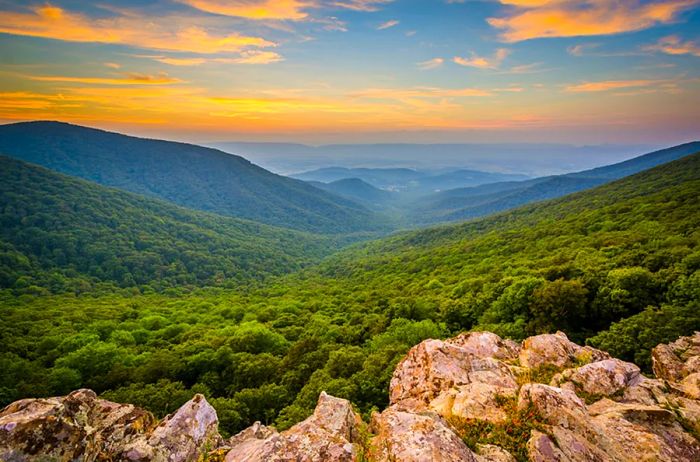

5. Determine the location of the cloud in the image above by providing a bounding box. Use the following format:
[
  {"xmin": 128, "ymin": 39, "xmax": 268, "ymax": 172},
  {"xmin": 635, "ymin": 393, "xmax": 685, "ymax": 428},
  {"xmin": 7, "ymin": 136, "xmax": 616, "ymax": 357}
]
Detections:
[
  {"xmin": 644, "ymin": 35, "xmax": 700, "ymax": 56},
  {"xmin": 27, "ymin": 73, "xmax": 184, "ymax": 85},
  {"xmin": 377, "ymin": 19, "xmax": 399, "ymax": 30},
  {"xmin": 488, "ymin": 0, "xmax": 699, "ymax": 43},
  {"xmin": 352, "ymin": 87, "xmax": 493, "ymax": 99},
  {"xmin": 453, "ymin": 48, "xmax": 510, "ymax": 69},
  {"xmin": 503, "ymin": 62, "xmax": 544, "ymax": 74},
  {"xmin": 0, "ymin": 4, "xmax": 276, "ymax": 54},
  {"xmin": 219, "ymin": 50, "xmax": 285, "ymax": 64},
  {"xmin": 417, "ymin": 58, "xmax": 444, "ymax": 70},
  {"xmin": 567, "ymin": 43, "xmax": 600, "ymax": 56},
  {"xmin": 152, "ymin": 57, "xmax": 208, "ymax": 66},
  {"xmin": 144, "ymin": 51, "xmax": 284, "ymax": 66},
  {"xmin": 177, "ymin": 0, "xmax": 313, "ymax": 20},
  {"xmin": 331, "ymin": 0, "xmax": 393, "ymax": 11},
  {"xmin": 104, "ymin": 62, "xmax": 121, "ymax": 69},
  {"xmin": 564, "ymin": 79, "xmax": 667, "ymax": 92}
]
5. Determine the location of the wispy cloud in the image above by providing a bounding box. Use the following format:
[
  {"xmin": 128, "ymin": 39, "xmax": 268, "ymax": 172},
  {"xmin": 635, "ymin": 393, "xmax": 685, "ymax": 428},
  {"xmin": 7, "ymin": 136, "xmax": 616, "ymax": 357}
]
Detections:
[
  {"xmin": 488, "ymin": 0, "xmax": 699, "ymax": 42},
  {"xmin": 564, "ymin": 78, "xmax": 681, "ymax": 93},
  {"xmin": 417, "ymin": 58, "xmax": 444, "ymax": 70},
  {"xmin": 0, "ymin": 4, "xmax": 276, "ymax": 54},
  {"xmin": 146, "ymin": 51, "xmax": 284, "ymax": 66},
  {"xmin": 27, "ymin": 72, "xmax": 184, "ymax": 85},
  {"xmin": 644, "ymin": 35, "xmax": 700, "ymax": 56},
  {"xmin": 352, "ymin": 87, "xmax": 493, "ymax": 99},
  {"xmin": 151, "ymin": 57, "xmax": 208, "ymax": 66},
  {"xmin": 331, "ymin": 0, "xmax": 393, "ymax": 12},
  {"xmin": 453, "ymin": 48, "xmax": 510, "ymax": 69},
  {"xmin": 377, "ymin": 19, "xmax": 399, "ymax": 30},
  {"xmin": 177, "ymin": 0, "xmax": 313, "ymax": 20}
]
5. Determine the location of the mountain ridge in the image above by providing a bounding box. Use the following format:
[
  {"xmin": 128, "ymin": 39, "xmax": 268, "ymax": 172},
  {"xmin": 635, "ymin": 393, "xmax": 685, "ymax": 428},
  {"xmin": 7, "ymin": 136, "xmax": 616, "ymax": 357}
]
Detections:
[{"xmin": 0, "ymin": 121, "xmax": 390, "ymax": 234}]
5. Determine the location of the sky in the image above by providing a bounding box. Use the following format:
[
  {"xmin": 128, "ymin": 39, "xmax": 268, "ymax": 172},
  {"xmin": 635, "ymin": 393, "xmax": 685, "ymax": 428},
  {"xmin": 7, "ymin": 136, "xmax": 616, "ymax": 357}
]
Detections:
[{"xmin": 0, "ymin": 0, "xmax": 699, "ymax": 145}]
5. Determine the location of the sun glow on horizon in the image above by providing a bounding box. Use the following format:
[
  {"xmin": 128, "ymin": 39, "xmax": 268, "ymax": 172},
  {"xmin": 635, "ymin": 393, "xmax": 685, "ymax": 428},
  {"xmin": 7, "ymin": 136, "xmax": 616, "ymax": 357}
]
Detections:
[{"xmin": 0, "ymin": 0, "xmax": 699, "ymax": 144}]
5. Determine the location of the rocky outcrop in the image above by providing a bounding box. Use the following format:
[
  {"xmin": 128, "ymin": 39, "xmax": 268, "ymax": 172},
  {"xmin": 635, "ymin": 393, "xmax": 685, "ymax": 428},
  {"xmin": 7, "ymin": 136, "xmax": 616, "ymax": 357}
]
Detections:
[
  {"xmin": 653, "ymin": 332, "xmax": 700, "ymax": 398},
  {"xmin": 3, "ymin": 331, "xmax": 700, "ymax": 461},
  {"xmin": 224, "ymin": 391, "xmax": 363, "ymax": 462}
]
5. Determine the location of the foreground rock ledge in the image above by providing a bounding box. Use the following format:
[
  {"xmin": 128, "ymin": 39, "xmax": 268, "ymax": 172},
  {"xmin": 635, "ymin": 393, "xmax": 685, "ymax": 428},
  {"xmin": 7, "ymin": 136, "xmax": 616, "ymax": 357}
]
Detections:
[{"xmin": 2, "ymin": 331, "xmax": 700, "ymax": 461}]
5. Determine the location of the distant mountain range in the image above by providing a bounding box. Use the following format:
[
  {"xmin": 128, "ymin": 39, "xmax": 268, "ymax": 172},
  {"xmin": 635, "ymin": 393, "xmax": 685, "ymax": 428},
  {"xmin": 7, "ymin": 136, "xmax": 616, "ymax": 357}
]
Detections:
[
  {"xmin": 210, "ymin": 141, "xmax": 652, "ymax": 176},
  {"xmin": 308, "ymin": 178, "xmax": 395, "ymax": 209},
  {"xmin": 406, "ymin": 141, "xmax": 700, "ymax": 224},
  {"xmin": 0, "ymin": 122, "xmax": 389, "ymax": 234},
  {"xmin": 292, "ymin": 167, "xmax": 528, "ymax": 195},
  {"xmin": 1, "ymin": 121, "xmax": 696, "ymax": 235}
]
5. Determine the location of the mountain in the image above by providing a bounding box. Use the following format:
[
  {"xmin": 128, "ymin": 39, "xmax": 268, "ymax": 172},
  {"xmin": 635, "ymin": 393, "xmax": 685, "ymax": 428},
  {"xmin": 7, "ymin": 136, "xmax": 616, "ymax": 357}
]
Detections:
[
  {"xmin": 3, "ymin": 150, "xmax": 698, "ymax": 439},
  {"xmin": 292, "ymin": 166, "xmax": 527, "ymax": 195},
  {"xmin": 0, "ymin": 121, "xmax": 389, "ymax": 234},
  {"xmin": 0, "ymin": 155, "xmax": 345, "ymax": 292},
  {"xmin": 211, "ymin": 141, "xmax": 651, "ymax": 176},
  {"xmin": 292, "ymin": 167, "xmax": 423, "ymax": 188},
  {"xmin": 409, "ymin": 141, "xmax": 700, "ymax": 224},
  {"xmin": 309, "ymin": 178, "xmax": 395, "ymax": 208}
]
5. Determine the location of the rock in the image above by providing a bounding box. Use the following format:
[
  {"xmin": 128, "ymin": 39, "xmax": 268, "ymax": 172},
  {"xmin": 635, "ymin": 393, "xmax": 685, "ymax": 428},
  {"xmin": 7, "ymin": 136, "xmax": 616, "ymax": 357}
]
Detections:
[
  {"xmin": 430, "ymin": 382, "xmax": 517, "ymax": 423},
  {"xmin": 390, "ymin": 332, "xmax": 519, "ymax": 415},
  {"xmin": 652, "ymin": 332, "xmax": 700, "ymax": 380},
  {"xmin": 0, "ymin": 389, "xmax": 155, "ymax": 462},
  {"xmin": 225, "ymin": 391, "xmax": 362, "ymax": 462},
  {"xmin": 120, "ymin": 394, "xmax": 222, "ymax": 462},
  {"xmin": 653, "ymin": 333, "xmax": 700, "ymax": 402},
  {"xmin": 369, "ymin": 406, "xmax": 478, "ymax": 462},
  {"xmin": 475, "ymin": 444, "xmax": 516, "ymax": 462},
  {"xmin": 682, "ymin": 372, "xmax": 700, "ymax": 399},
  {"xmin": 519, "ymin": 331, "xmax": 609, "ymax": 369},
  {"xmin": 551, "ymin": 358, "xmax": 642, "ymax": 399},
  {"xmin": 527, "ymin": 430, "xmax": 572, "ymax": 462},
  {"xmin": 447, "ymin": 332, "xmax": 521, "ymax": 361}
]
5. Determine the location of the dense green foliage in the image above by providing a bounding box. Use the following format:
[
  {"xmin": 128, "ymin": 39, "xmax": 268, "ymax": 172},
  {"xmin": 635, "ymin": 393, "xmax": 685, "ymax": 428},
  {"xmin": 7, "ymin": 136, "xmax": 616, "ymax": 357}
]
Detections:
[
  {"xmin": 0, "ymin": 151, "xmax": 698, "ymax": 441},
  {"xmin": 0, "ymin": 121, "xmax": 390, "ymax": 233},
  {"xmin": 0, "ymin": 156, "xmax": 350, "ymax": 292}
]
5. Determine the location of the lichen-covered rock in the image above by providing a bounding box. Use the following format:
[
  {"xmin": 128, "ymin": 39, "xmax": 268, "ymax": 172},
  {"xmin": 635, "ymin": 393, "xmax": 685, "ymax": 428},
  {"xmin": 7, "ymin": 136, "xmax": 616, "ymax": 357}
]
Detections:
[
  {"xmin": 474, "ymin": 444, "xmax": 516, "ymax": 462},
  {"xmin": 430, "ymin": 382, "xmax": 517, "ymax": 423},
  {"xmin": 121, "ymin": 394, "xmax": 221, "ymax": 462},
  {"xmin": 519, "ymin": 331, "xmax": 609, "ymax": 369},
  {"xmin": 551, "ymin": 358, "xmax": 642, "ymax": 398},
  {"xmin": 390, "ymin": 332, "xmax": 519, "ymax": 416},
  {"xmin": 369, "ymin": 406, "xmax": 478, "ymax": 462},
  {"xmin": 0, "ymin": 389, "xmax": 155, "ymax": 462},
  {"xmin": 653, "ymin": 332, "xmax": 700, "ymax": 392},
  {"xmin": 225, "ymin": 391, "xmax": 362, "ymax": 462}
]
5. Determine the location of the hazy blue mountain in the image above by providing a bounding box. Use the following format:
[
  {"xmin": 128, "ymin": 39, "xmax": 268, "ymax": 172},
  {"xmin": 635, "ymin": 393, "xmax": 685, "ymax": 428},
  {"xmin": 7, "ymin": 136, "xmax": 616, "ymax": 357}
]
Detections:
[
  {"xmin": 292, "ymin": 167, "xmax": 423, "ymax": 188},
  {"xmin": 0, "ymin": 121, "xmax": 390, "ymax": 234},
  {"xmin": 409, "ymin": 141, "xmax": 700, "ymax": 224},
  {"xmin": 310, "ymin": 178, "xmax": 395, "ymax": 208},
  {"xmin": 292, "ymin": 166, "xmax": 527, "ymax": 194},
  {"xmin": 210, "ymin": 141, "xmax": 653, "ymax": 176}
]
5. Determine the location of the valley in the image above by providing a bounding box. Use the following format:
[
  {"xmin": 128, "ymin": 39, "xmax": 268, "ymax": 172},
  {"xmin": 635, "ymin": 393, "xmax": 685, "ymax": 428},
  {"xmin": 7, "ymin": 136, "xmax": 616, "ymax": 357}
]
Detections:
[{"xmin": 1, "ymin": 124, "xmax": 698, "ymax": 444}]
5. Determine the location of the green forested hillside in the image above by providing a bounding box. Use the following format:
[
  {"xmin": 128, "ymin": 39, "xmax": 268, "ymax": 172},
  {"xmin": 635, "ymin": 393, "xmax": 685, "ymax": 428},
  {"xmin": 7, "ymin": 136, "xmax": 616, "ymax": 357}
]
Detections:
[
  {"xmin": 0, "ymin": 121, "xmax": 390, "ymax": 234},
  {"xmin": 0, "ymin": 155, "xmax": 344, "ymax": 292},
  {"xmin": 1, "ymin": 152, "xmax": 698, "ymax": 440}
]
